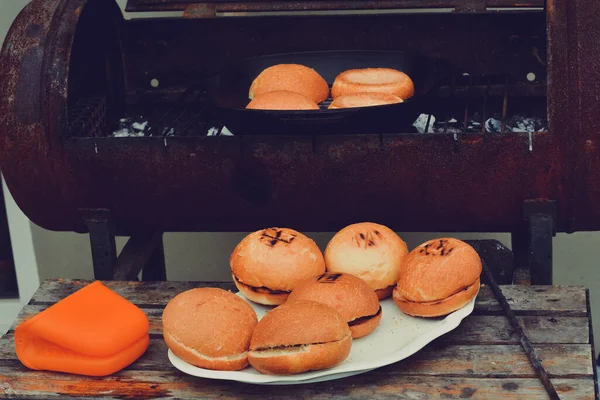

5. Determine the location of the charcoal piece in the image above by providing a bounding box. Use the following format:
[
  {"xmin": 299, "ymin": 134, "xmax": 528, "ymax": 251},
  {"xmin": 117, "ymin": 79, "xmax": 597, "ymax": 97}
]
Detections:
[
  {"xmin": 506, "ymin": 116, "xmax": 547, "ymax": 133},
  {"xmin": 112, "ymin": 128, "xmax": 131, "ymax": 137},
  {"xmin": 485, "ymin": 118, "xmax": 503, "ymax": 133},
  {"xmin": 435, "ymin": 126, "xmax": 463, "ymax": 134},
  {"xmin": 132, "ymin": 121, "xmax": 148, "ymax": 132},
  {"xmin": 413, "ymin": 113, "xmax": 436, "ymax": 133}
]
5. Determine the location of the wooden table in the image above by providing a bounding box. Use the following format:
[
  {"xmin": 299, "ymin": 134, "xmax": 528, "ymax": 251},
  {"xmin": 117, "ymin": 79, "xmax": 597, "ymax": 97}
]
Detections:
[{"xmin": 0, "ymin": 279, "xmax": 597, "ymax": 399}]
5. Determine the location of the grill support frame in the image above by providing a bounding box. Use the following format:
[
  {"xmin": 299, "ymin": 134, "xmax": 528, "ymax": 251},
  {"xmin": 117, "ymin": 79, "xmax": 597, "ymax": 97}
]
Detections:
[{"xmin": 81, "ymin": 208, "xmax": 166, "ymax": 281}]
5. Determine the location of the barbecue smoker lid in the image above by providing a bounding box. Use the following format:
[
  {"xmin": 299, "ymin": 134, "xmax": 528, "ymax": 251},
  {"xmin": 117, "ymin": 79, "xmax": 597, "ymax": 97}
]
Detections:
[{"xmin": 125, "ymin": 0, "xmax": 545, "ymax": 14}]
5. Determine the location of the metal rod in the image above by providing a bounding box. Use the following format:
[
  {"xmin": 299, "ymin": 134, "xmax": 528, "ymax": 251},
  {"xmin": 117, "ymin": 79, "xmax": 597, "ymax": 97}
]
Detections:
[
  {"xmin": 501, "ymin": 75, "xmax": 509, "ymax": 133},
  {"xmin": 462, "ymin": 74, "xmax": 472, "ymax": 132},
  {"xmin": 425, "ymin": 113, "xmax": 432, "ymax": 133},
  {"xmin": 444, "ymin": 75, "xmax": 456, "ymax": 134},
  {"xmin": 482, "ymin": 78, "xmax": 489, "ymax": 134},
  {"xmin": 481, "ymin": 260, "xmax": 560, "ymax": 400}
]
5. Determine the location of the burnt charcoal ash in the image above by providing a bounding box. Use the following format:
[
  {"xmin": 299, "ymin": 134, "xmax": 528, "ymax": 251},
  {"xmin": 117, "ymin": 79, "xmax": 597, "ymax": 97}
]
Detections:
[
  {"xmin": 112, "ymin": 116, "xmax": 149, "ymax": 137},
  {"xmin": 163, "ymin": 127, "xmax": 176, "ymax": 136},
  {"xmin": 413, "ymin": 114, "xmax": 436, "ymax": 133},
  {"xmin": 507, "ymin": 116, "xmax": 548, "ymax": 133},
  {"xmin": 414, "ymin": 114, "xmax": 548, "ymax": 134},
  {"xmin": 485, "ymin": 118, "xmax": 503, "ymax": 132},
  {"xmin": 484, "ymin": 116, "xmax": 547, "ymax": 133},
  {"xmin": 207, "ymin": 126, "xmax": 234, "ymax": 136}
]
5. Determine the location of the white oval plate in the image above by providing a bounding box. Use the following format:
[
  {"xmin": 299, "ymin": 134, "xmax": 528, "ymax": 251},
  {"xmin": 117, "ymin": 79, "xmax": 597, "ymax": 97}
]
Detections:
[{"xmin": 168, "ymin": 290, "xmax": 478, "ymax": 385}]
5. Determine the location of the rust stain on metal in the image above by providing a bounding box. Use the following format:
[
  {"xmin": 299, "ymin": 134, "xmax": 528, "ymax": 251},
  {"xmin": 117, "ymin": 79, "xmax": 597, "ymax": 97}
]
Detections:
[
  {"xmin": 183, "ymin": 4, "xmax": 216, "ymax": 18},
  {"xmin": 14, "ymin": 46, "xmax": 43, "ymax": 124}
]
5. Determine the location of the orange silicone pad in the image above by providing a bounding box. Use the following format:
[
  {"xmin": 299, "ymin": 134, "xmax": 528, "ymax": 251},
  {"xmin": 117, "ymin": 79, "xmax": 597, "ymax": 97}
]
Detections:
[{"xmin": 15, "ymin": 281, "xmax": 149, "ymax": 376}]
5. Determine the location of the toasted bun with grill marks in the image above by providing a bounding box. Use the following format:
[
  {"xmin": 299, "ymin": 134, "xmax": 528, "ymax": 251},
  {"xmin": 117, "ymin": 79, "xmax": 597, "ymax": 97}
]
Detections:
[
  {"xmin": 248, "ymin": 300, "xmax": 352, "ymax": 375},
  {"xmin": 288, "ymin": 272, "xmax": 382, "ymax": 338},
  {"xmin": 324, "ymin": 222, "xmax": 409, "ymax": 300},
  {"xmin": 331, "ymin": 68, "xmax": 415, "ymax": 100},
  {"xmin": 328, "ymin": 93, "xmax": 403, "ymax": 109},
  {"xmin": 249, "ymin": 64, "xmax": 329, "ymax": 104},
  {"xmin": 393, "ymin": 238, "xmax": 482, "ymax": 317},
  {"xmin": 246, "ymin": 90, "xmax": 320, "ymax": 110},
  {"xmin": 230, "ymin": 228, "xmax": 326, "ymax": 306},
  {"xmin": 162, "ymin": 288, "xmax": 258, "ymax": 371}
]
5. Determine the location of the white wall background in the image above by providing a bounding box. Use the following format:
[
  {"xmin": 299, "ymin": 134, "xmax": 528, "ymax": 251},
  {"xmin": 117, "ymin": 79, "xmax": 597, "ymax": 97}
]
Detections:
[{"xmin": 1, "ymin": 0, "xmax": 599, "ymax": 353}]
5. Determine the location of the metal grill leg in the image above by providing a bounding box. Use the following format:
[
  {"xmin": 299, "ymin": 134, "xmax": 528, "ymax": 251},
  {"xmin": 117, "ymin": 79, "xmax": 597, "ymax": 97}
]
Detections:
[
  {"xmin": 464, "ymin": 240, "xmax": 514, "ymax": 285},
  {"xmin": 528, "ymin": 213, "xmax": 554, "ymax": 285},
  {"xmin": 80, "ymin": 209, "xmax": 117, "ymax": 281},
  {"xmin": 512, "ymin": 229, "xmax": 531, "ymax": 285},
  {"xmin": 141, "ymin": 237, "xmax": 167, "ymax": 281},
  {"xmin": 512, "ymin": 200, "xmax": 556, "ymax": 285}
]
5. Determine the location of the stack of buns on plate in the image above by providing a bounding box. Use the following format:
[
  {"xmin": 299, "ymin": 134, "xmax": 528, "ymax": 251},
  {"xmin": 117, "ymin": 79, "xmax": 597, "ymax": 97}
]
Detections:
[
  {"xmin": 245, "ymin": 63, "xmax": 415, "ymax": 110},
  {"xmin": 162, "ymin": 222, "xmax": 482, "ymax": 375}
]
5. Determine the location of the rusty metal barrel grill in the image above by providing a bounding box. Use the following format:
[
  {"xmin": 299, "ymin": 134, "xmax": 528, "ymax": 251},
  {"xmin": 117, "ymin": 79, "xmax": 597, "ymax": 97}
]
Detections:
[{"xmin": 0, "ymin": 0, "xmax": 596, "ymax": 284}]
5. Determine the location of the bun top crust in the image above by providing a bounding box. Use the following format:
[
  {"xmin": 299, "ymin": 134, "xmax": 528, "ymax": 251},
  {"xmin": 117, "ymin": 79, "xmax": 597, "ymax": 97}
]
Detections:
[
  {"xmin": 287, "ymin": 272, "xmax": 380, "ymax": 321},
  {"xmin": 230, "ymin": 228, "xmax": 326, "ymax": 291},
  {"xmin": 249, "ymin": 64, "xmax": 330, "ymax": 104},
  {"xmin": 324, "ymin": 222, "xmax": 409, "ymax": 291},
  {"xmin": 250, "ymin": 300, "xmax": 350, "ymax": 350},
  {"xmin": 331, "ymin": 68, "xmax": 415, "ymax": 100},
  {"xmin": 328, "ymin": 93, "xmax": 403, "ymax": 109},
  {"xmin": 246, "ymin": 90, "xmax": 319, "ymax": 110},
  {"xmin": 162, "ymin": 288, "xmax": 258, "ymax": 358},
  {"xmin": 396, "ymin": 238, "xmax": 482, "ymax": 303}
]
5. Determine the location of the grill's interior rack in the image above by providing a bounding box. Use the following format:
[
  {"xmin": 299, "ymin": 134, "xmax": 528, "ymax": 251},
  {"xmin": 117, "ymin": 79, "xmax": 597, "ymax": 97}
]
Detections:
[{"xmin": 89, "ymin": 74, "xmax": 546, "ymax": 139}]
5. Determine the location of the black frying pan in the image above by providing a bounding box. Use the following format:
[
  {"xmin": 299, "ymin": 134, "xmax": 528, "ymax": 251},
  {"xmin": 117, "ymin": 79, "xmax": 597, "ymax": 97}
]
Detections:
[{"xmin": 204, "ymin": 50, "xmax": 444, "ymax": 135}]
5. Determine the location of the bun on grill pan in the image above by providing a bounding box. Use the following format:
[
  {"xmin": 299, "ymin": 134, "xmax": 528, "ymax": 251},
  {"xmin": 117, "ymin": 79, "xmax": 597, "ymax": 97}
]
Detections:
[
  {"xmin": 230, "ymin": 227, "xmax": 326, "ymax": 306},
  {"xmin": 393, "ymin": 238, "xmax": 482, "ymax": 317},
  {"xmin": 331, "ymin": 68, "xmax": 415, "ymax": 101},
  {"xmin": 324, "ymin": 222, "xmax": 409, "ymax": 300},
  {"xmin": 246, "ymin": 90, "xmax": 320, "ymax": 110},
  {"xmin": 328, "ymin": 92, "xmax": 403, "ymax": 109},
  {"xmin": 288, "ymin": 272, "xmax": 382, "ymax": 339},
  {"xmin": 162, "ymin": 288, "xmax": 258, "ymax": 371},
  {"xmin": 249, "ymin": 64, "xmax": 330, "ymax": 104},
  {"xmin": 248, "ymin": 300, "xmax": 352, "ymax": 375}
]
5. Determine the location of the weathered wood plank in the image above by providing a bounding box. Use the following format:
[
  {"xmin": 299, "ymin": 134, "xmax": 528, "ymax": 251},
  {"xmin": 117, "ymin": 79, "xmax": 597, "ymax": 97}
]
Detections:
[
  {"xmin": 29, "ymin": 280, "xmax": 588, "ymax": 316},
  {"xmin": 0, "ymin": 368, "xmax": 594, "ymax": 400},
  {"xmin": 6, "ymin": 304, "xmax": 590, "ymax": 345},
  {"xmin": 475, "ymin": 285, "xmax": 587, "ymax": 316},
  {"xmin": 29, "ymin": 279, "xmax": 233, "ymax": 306},
  {"xmin": 0, "ymin": 334, "xmax": 592, "ymax": 378},
  {"xmin": 445, "ymin": 315, "xmax": 589, "ymax": 344},
  {"xmin": 0, "ymin": 281, "xmax": 593, "ymax": 399}
]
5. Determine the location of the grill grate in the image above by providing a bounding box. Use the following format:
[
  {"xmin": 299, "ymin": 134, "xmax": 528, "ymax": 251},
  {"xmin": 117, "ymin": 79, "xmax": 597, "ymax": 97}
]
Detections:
[
  {"xmin": 419, "ymin": 74, "xmax": 546, "ymax": 134},
  {"xmin": 68, "ymin": 74, "xmax": 546, "ymax": 138},
  {"xmin": 69, "ymin": 96, "xmax": 107, "ymax": 138}
]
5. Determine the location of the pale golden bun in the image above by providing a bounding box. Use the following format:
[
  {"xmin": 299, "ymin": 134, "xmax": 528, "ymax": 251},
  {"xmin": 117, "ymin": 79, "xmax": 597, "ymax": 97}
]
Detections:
[
  {"xmin": 249, "ymin": 64, "xmax": 330, "ymax": 103},
  {"xmin": 232, "ymin": 274, "xmax": 289, "ymax": 306},
  {"xmin": 324, "ymin": 222, "xmax": 409, "ymax": 299},
  {"xmin": 393, "ymin": 277, "xmax": 480, "ymax": 318},
  {"xmin": 248, "ymin": 300, "xmax": 352, "ymax": 375},
  {"xmin": 331, "ymin": 68, "xmax": 415, "ymax": 100},
  {"xmin": 230, "ymin": 228, "xmax": 326, "ymax": 306},
  {"xmin": 287, "ymin": 272, "xmax": 382, "ymax": 339},
  {"xmin": 246, "ymin": 90, "xmax": 319, "ymax": 110},
  {"xmin": 328, "ymin": 93, "xmax": 403, "ymax": 109},
  {"xmin": 162, "ymin": 288, "xmax": 258, "ymax": 371},
  {"xmin": 393, "ymin": 238, "xmax": 482, "ymax": 317}
]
